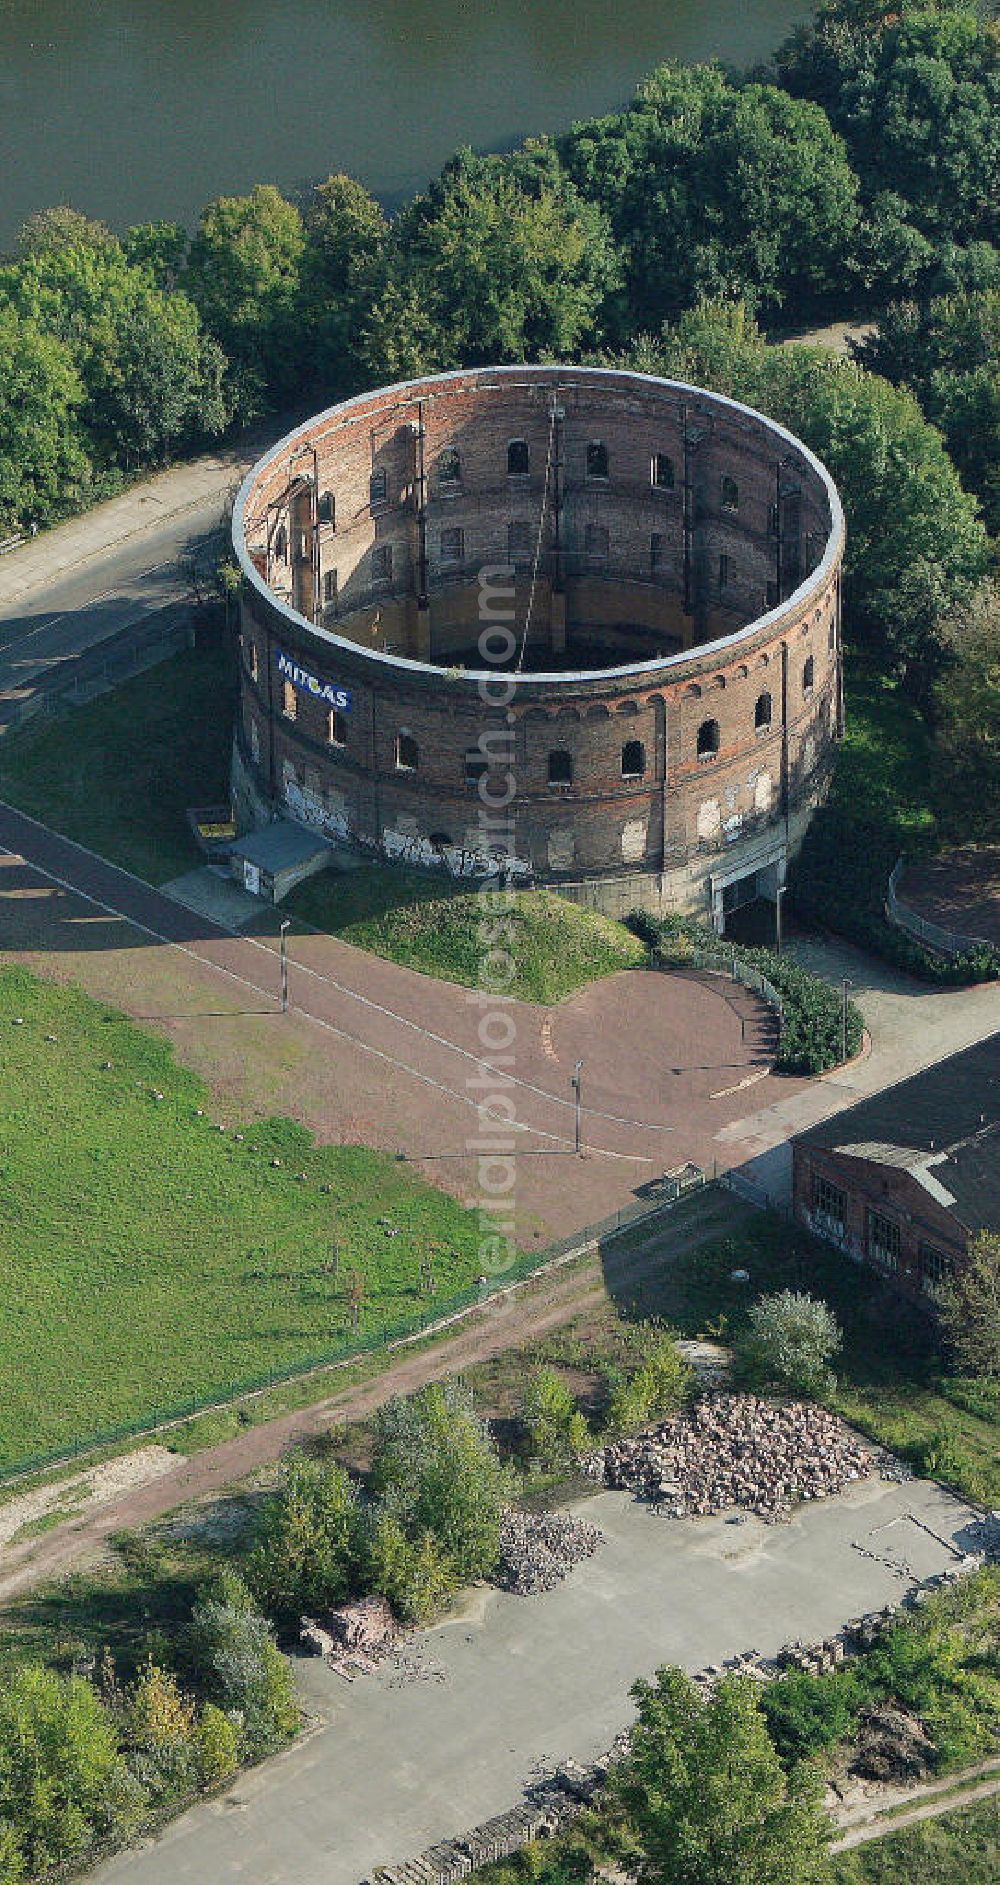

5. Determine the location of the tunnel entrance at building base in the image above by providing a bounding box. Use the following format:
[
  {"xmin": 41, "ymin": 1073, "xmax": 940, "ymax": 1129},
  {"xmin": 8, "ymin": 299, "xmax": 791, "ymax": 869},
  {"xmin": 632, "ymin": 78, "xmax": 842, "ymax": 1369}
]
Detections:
[{"xmin": 710, "ymin": 849, "xmax": 785, "ymax": 938}]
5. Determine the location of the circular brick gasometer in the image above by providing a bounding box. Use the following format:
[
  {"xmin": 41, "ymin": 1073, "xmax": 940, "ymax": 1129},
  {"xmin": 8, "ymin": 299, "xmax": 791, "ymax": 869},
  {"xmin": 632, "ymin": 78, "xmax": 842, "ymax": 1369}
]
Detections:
[{"xmin": 232, "ymin": 365, "xmax": 845, "ymax": 927}]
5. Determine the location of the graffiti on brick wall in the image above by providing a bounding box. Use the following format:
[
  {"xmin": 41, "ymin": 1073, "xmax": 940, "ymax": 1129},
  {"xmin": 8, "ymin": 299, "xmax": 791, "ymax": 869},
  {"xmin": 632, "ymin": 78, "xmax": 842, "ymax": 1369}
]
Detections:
[
  {"xmin": 285, "ymin": 777, "xmax": 349, "ymax": 841},
  {"xmin": 383, "ymin": 824, "xmax": 531, "ymax": 881}
]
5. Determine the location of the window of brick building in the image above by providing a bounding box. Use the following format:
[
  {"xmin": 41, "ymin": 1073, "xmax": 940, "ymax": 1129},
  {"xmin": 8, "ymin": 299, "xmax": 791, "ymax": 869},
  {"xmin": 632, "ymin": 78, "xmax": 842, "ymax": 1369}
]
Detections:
[
  {"xmin": 396, "ymin": 732, "xmax": 418, "ymax": 771},
  {"xmin": 282, "ymin": 679, "xmax": 297, "ymax": 720},
  {"xmin": 621, "ymin": 739, "xmax": 646, "ymax": 780},
  {"xmin": 803, "ymin": 654, "xmax": 815, "ymax": 695},
  {"xmin": 323, "ymin": 568, "xmax": 338, "ymax": 606},
  {"xmin": 248, "ymin": 640, "xmax": 259, "ymax": 682},
  {"xmin": 754, "ymin": 690, "xmax": 772, "ymax": 731},
  {"xmin": 465, "ymin": 748, "xmax": 489, "ymax": 787},
  {"xmin": 720, "ymin": 474, "xmax": 739, "ymax": 512},
  {"xmin": 441, "ymin": 527, "xmax": 464, "ymax": 565},
  {"xmin": 718, "ymin": 552, "xmax": 729, "ymax": 589},
  {"xmin": 813, "ymin": 1174, "xmax": 846, "ymax": 1235},
  {"xmin": 767, "ymin": 501, "xmax": 779, "ymax": 537},
  {"xmin": 652, "ymin": 452, "xmax": 675, "ymax": 490},
  {"xmin": 697, "ymin": 717, "xmax": 720, "ymax": 759},
  {"xmin": 369, "ymin": 467, "xmax": 387, "ymax": 508},
  {"xmin": 318, "ymin": 491, "xmax": 335, "ymax": 526},
  {"xmin": 327, "ymin": 708, "xmax": 346, "ymax": 747},
  {"xmin": 586, "ymin": 440, "xmax": 609, "ymax": 480},
  {"xmin": 438, "ymin": 447, "xmax": 462, "ymax": 486},
  {"xmin": 508, "ymin": 522, "xmax": 532, "ymax": 564},
  {"xmin": 548, "ymin": 749, "xmax": 573, "ymax": 786},
  {"xmin": 867, "ymin": 1208, "xmax": 900, "ymax": 1272},
  {"xmin": 585, "ymin": 523, "xmax": 609, "ymax": 562},
  {"xmin": 273, "ymin": 523, "xmax": 288, "ymax": 562},
  {"xmin": 918, "ymin": 1243, "xmax": 952, "ymax": 1294},
  {"xmin": 507, "ymin": 439, "xmax": 530, "ymax": 476},
  {"xmin": 650, "ymin": 531, "xmax": 664, "ymax": 572},
  {"xmin": 371, "ymin": 543, "xmax": 392, "ymax": 585}
]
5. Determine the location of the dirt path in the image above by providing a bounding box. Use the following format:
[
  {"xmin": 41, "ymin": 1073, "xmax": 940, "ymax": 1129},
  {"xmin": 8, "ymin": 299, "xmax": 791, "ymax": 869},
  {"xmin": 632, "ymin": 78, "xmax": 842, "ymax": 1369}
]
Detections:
[
  {"xmin": 0, "ymin": 1193, "xmax": 743, "ymax": 1606},
  {"xmin": 830, "ymin": 1758, "xmax": 1000, "ymax": 1851}
]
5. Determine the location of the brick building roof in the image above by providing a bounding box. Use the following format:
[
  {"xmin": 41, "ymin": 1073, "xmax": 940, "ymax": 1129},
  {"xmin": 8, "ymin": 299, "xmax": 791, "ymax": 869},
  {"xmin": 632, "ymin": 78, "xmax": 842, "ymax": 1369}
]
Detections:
[{"xmin": 795, "ymin": 1033, "xmax": 1000, "ymax": 1234}]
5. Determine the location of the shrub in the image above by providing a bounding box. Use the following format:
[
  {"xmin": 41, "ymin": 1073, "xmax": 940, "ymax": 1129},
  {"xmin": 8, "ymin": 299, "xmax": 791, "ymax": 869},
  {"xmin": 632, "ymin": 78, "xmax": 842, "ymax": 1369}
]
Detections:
[
  {"xmin": 358, "ymin": 1508, "xmax": 458, "ymax": 1625},
  {"xmin": 187, "ymin": 1572, "xmax": 299, "ymax": 1757},
  {"xmin": 522, "ymin": 1368, "xmax": 591, "ymax": 1467},
  {"xmin": 604, "ymin": 1330, "xmax": 693, "ymax": 1435},
  {"xmin": 195, "ymin": 1703, "xmax": 240, "ymax": 1788},
  {"xmin": 121, "ymin": 1659, "xmax": 198, "ymax": 1799},
  {"xmin": 0, "ymin": 1664, "xmax": 133, "ymax": 1876},
  {"xmin": 248, "ymin": 1455, "xmax": 359, "ymax": 1621},
  {"xmin": 763, "ymin": 1668, "xmax": 865, "ymax": 1765},
  {"xmin": 369, "ymin": 1380, "xmax": 516, "ymax": 1583},
  {"xmin": 736, "ymin": 1290, "xmax": 842, "ymax": 1398}
]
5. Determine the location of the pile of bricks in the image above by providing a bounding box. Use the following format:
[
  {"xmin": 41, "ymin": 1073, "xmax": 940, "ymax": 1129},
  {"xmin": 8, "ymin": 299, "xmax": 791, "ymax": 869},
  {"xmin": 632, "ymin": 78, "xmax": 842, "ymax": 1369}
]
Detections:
[
  {"xmin": 368, "ymin": 1761, "xmax": 603, "ymax": 1885},
  {"xmin": 591, "ymin": 1395, "xmax": 875, "ymax": 1522},
  {"xmin": 300, "ymin": 1596, "xmax": 397, "ymax": 1678},
  {"xmin": 494, "ymin": 1509, "xmax": 604, "ymax": 1594}
]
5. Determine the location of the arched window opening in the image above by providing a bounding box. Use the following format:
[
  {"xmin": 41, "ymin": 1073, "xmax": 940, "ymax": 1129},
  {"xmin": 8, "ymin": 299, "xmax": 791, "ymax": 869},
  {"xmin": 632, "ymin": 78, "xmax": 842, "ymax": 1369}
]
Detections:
[
  {"xmin": 318, "ymin": 490, "xmax": 335, "ymax": 527},
  {"xmin": 396, "ymin": 732, "xmax": 418, "ymax": 772},
  {"xmin": 371, "ymin": 543, "xmax": 392, "ymax": 585},
  {"xmin": 429, "ymin": 831, "xmax": 453, "ymax": 851},
  {"xmin": 323, "ymin": 568, "xmax": 338, "ymax": 607},
  {"xmin": 652, "ymin": 452, "xmax": 675, "ymax": 490},
  {"xmin": 507, "ymin": 439, "xmax": 530, "ymax": 476},
  {"xmin": 548, "ymin": 749, "xmax": 573, "ymax": 786},
  {"xmin": 720, "ymin": 474, "xmax": 739, "ymax": 512},
  {"xmin": 465, "ymin": 748, "xmax": 488, "ymax": 787},
  {"xmin": 438, "ymin": 446, "xmax": 461, "ymax": 485},
  {"xmin": 697, "ymin": 718, "xmax": 720, "ymax": 759},
  {"xmin": 803, "ymin": 655, "xmax": 815, "ymax": 695},
  {"xmin": 369, "ymin": 467, "xmax": 387, "ymax": 508},
  {"xmin": 754, "ymin": 691, "xmax": 772, "ymax": 731},
  {"xmin": 621, "ymin": 739, "xmax": 646, "ymax": 780},
  {"xmin": 586, "ymin": 440, "xmax": 609, "ymax": 480},
  {"xmin": 440, "ymin": 526, "xmax": 464, "ymax": 565},
  {"xmin": 273, "ymin": 523, "xmax": 288, "ymax": 563},
  {"xmin": 327, "ymin": 708, "xmax": 346, "ymax": 747}
]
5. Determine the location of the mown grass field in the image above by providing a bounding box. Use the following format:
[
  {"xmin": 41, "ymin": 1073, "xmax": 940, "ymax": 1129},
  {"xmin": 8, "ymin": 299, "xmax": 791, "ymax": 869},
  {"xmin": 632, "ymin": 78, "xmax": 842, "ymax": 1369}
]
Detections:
[
  {"xmin": 0, "ymin": 964, "xmax": 486, "ymax": 1471},
  {"xmin": 832, "ymin": 1794, "xmax": 1000, "ymax": 1884},
  {"xmin": 288, "ymin": 873, "xmax": 647, "ymax": 1002}
]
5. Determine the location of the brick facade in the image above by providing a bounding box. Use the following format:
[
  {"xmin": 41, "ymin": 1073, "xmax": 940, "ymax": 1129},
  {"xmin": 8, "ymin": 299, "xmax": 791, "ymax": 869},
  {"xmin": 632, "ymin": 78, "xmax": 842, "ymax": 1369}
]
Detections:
[
  {"xmin": 232, "ymin": 366, "xmax": 845, "ymax": 922},
  {"xmin": 794, "ymin": 1145, "xmax": 969, "ymax": 1306}
]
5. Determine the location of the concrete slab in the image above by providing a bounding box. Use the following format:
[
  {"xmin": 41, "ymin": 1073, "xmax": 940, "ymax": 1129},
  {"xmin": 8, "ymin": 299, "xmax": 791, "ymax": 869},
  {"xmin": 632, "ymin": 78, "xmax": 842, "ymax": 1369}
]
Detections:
[
  {"xmin": 160, "ymin": 868, "xmax": 263, "ymax": 932},
  {"xmin": 91, "ymin": 1475, "xmax": 977, "ymax": 1885}
]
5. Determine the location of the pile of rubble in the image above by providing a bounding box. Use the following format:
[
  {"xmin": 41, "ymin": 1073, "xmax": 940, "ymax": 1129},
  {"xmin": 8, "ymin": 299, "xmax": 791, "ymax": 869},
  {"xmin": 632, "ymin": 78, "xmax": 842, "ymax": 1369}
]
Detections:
[
  {"xmin": 494, "ymin": 1509, "xmax": 604, "ymax": 1594},
  {"xmin": 589, "ymin": 1395, "xmax": 876, "ymax": 1522},
  {"xmin": 300, "ymin": 1596, "xmax": 397, "ymax": 1678}
]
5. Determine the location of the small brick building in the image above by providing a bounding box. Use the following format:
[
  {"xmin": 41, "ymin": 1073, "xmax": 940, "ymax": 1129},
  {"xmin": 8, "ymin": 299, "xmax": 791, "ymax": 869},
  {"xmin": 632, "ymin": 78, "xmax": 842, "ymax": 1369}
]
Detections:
[
  {"xmin": 232, "ymin": 365, "xmax": 845, "ymax": 924},
  {"xmin": 793, "ymin": 1034, "xmax": 1000, "ymax": 1303}
]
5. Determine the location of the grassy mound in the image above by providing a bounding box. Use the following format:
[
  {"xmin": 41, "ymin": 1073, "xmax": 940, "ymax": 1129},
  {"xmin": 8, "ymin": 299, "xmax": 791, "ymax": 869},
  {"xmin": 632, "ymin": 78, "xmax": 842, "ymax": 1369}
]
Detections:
[
  {"xmin": 288, "ymin": 874, "xmax": 648, "ymax": 1004},
  {"xmin": 0, "ymin": 965, "xmax": 485, "ymax": 1471}
]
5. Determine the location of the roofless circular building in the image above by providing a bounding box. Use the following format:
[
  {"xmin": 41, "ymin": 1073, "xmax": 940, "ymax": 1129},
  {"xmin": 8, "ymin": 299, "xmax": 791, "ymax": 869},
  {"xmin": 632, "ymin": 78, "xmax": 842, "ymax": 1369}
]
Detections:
[{"xmin": 232, "ymin": 366, "xmax": 844, "ymax": 926}]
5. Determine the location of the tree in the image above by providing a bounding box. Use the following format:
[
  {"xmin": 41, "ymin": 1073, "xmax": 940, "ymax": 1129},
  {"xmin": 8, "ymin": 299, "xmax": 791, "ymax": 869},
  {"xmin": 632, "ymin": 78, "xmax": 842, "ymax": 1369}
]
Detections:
[
  {"xmin": 183, "ymin": 184, "xmax": 306, "ymax": 404},
  {"xmin": 358, "ymin": 1507, "xmax": 457, "ymax": 1625},
  {"xmin": 605, "ymin": 1330, "xmax": 693, "ymax": 1437},
  {"xmin": 933, "ymin": 580, "xmax": 1000, "ymax": 840},
  {"xmin": 0, "ymin": 305, "xmax": 87, "ymax": 529},
  {"xmin": 857, "ymin": 291, "xmax": 1000, "ymax": 532},
  {"xmin": 615, "ymin": 1666, "xmax": 832, "ymax": 1885},
  {"xmin": 938, "ymin": 1232, "xmax": 1000, "ymax": 1377},
  {"xmin": 248, "ymin": 1455, "xmax": 359, "ymax": 1620},
  {"xmin": 195, "ymin": 1703, "xmax": 240, "ymax": 1788},
  {"xmin": 122, "ymin": 1658, "xmax": 198, "ymax": 1798},
  {"xmin": 369, "ymin": 1379, "xmax": 515, "ymax": 1582},
  {"xmin": 561, "ymin": 62, "xmax": 860, "ymax": 334},
  {"xmin": 301, "ymin": 174, "xmax": 388, "ymax": 394},
  {"xmin": 0, "ymin": 1664, "xmax": 129, "ymax": 1876},
  {"xmin": 362, "ymin": 143, "xmax": 618, "ymax": 378},
  {"xmin": 737, "ymin": 1291, "xmax": 842, "ymax": 1399},
  {"xmin": 1, "ymin": 240, "xmax": 232, "ymax": 469},
  {"xmin": 770, "ymin": 3, "xmax": 1000, "ymax": 265},
  {"xmin": 187, "ymin": 1570, "xmax": 299, "ymax": 1755}
]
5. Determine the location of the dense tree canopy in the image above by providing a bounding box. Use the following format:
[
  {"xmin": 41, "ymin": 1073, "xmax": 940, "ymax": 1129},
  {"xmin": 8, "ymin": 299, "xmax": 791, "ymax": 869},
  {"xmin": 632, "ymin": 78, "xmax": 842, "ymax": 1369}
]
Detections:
[
  {"xmin": 560, "ymin": 62, "xmax": 860, "ymax": 332},
  {"xmin": 615, "ymin": 1666, "xmax": 832, "ymax": 1885},
  {"xmin": 183, "ymin": 184, "xmax": 306, "ymax": 403},
  {"xmin": 770, "ymin": 2, "xmax": 1000, "ymax": 273},
  {"xmin": 362, "ymin": 144, "xmax": 619, "ymax": 377},
  {"xmin": 0, "ymin": 305, "xmax": 87, "ymax": 529},
  {"xmin": 301, "ymin": 174, "xmax": 388, "ymax": 393}
]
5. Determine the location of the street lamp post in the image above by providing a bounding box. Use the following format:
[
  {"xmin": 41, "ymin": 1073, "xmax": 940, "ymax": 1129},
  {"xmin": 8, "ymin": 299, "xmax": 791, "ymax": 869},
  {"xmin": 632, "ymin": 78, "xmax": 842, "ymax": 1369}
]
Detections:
[
  {"xmin": 775, "ymin": 883, "xmax": 788, "ymax": 955},
  {"xmin": 279, "ymin": 918, "xmax": 291, "ymax": 1013},
  {"xmin": 841, "ymin": 976, "xmax": 853, "ymax": 1065},
  {"xmin": 572, "ymin": 1059, "xmax": 584, "ymax": 1157}
]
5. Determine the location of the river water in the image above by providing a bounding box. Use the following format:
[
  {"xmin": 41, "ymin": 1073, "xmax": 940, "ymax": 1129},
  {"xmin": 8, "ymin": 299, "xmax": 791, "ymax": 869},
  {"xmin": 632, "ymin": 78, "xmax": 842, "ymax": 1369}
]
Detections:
[{"xmin": 0, "ymin": 0, "xmax": 806, "ymax": 246}]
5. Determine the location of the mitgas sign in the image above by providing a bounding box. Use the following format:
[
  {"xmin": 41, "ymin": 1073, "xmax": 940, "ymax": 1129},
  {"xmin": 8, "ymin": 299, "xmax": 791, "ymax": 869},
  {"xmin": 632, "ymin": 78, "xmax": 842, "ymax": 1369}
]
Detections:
[{"xmin": 277, "ymin": 651, "xmax": 352, "ymax": 712}]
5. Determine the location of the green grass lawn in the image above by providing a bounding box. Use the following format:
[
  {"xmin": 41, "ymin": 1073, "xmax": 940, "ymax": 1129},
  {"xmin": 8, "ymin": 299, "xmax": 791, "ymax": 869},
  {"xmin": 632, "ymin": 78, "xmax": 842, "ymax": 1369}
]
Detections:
[
  {"xmin": 288, "ymin": 872, "xmax": 647, "ymax": 1002},
  {"xmin": 595, "ymin": 1211, "xmax": 1000, "ymax": 1505},
  {"xmin": 0, "ymin": 637, "xmax": 235, "ymax": 885},
  {"xmin": 833, "ymin": 1794, "xmax": 1000, "ymax": 1884},
  {"xmin": 0, "ymin": 963, "xmax": 487, "ymax": 1471}
]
